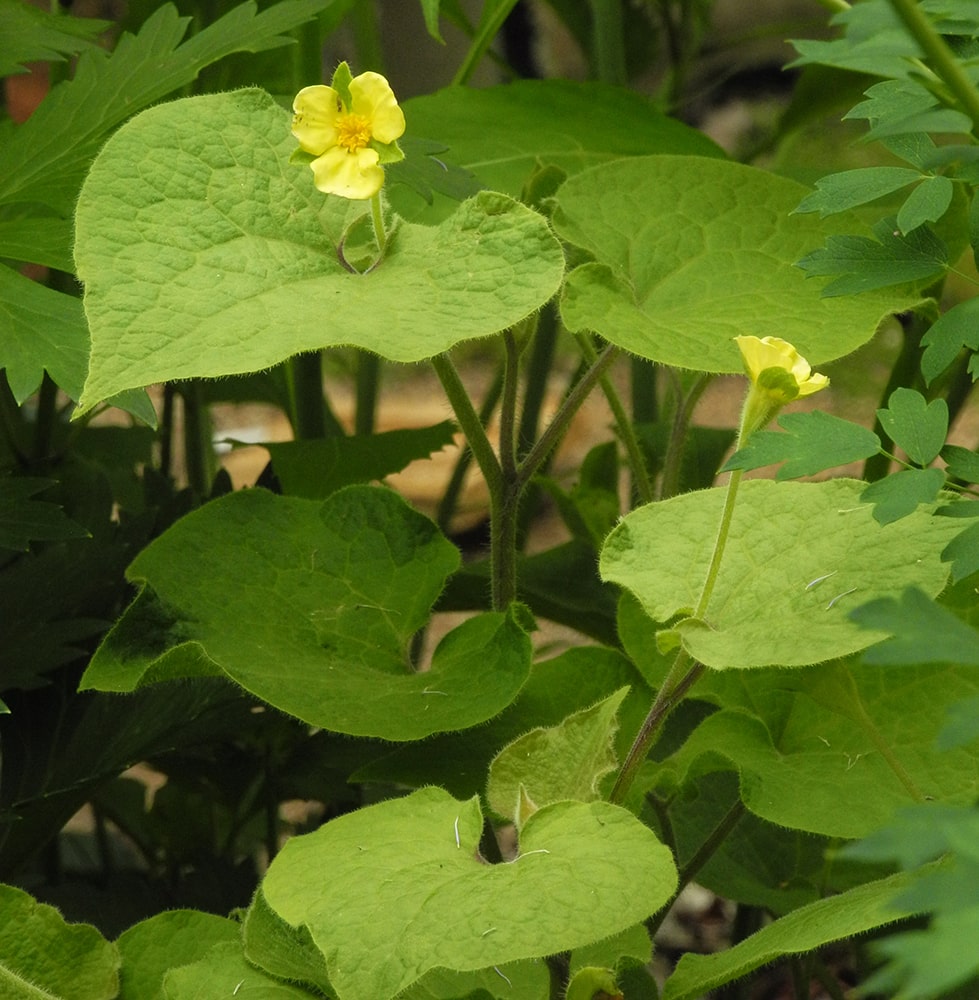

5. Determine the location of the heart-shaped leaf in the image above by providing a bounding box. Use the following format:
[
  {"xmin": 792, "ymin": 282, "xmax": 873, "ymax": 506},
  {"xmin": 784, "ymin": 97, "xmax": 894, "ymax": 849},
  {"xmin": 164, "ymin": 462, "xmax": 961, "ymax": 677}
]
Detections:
[
  {"xmin": 73, "ymin": 88, "xmax": 565, "ymax": 412},
  {"xmin": 260, "ymin": 786, "xmax": 677, "ymax": 1000},
  {"xmin": 81, "ymin": 486, "xmax": 531, "ymax": 740}
]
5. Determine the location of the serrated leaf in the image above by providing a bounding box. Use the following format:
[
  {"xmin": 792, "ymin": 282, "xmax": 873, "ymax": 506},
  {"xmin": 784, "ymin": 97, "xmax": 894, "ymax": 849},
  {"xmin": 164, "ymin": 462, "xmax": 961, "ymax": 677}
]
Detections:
[
  {"xmin": 795, "ymin": 217, "xmax": 948, "ymax": 296},
  {"xmin": 486, "ymin": 688, "xmax": 629, "ymax": 822},
  {"xmin": 0, "ymin": 883, "xmax": 119, "ymax": 999},
  {"xmin": 117, "ymin": 911, "xmax": 239, "ymax": 1000},
  {"xmin": 721, "ymin": 411, "xmax": 881, "ymax": 479},
  {"xmin": 0, "ymin": 0, "xmax": 334, "ymax": 214},
  {"xmin": 794, "ymin": 166, "xmax": 923, "ymax": 217},
  {"xmin": 851, "ymin": 587, "xmax": 979, "ymax": 666},
  {"xmin": 80, "ymin": 486, "xmax": 532, "ymax": 740},
  {"xmin": 861, "ymin": 467, "xmax": 946, "ymax": 525},
  {"xmin": 0, "ymin": 0, "xmax": 108, "ymax": 77},
  {"xmin": 73, "ymin": 89, "xmax": 564, "ymax": 411},
  {"xmin": 845, "ymin": 79, "xmax": 973, "ymax": 141},
  {"xmin": 920, "ymin": 296, "xmax": 979, "ymax": 384},
  {"xmin": 0, "ymin": 263, "xmax": 89, "ymax": 402},
  {"xmin": 391, "ymin": 79, "xmax": 723, "ymax": 221},
  {"xmin": 660, "ymin": 868, "xmax": 926, "ymax": 1000},
  {"xmin": 0, "ymin": 477, "xmax": 90, "ymax": 551},
  {"xmin": 942, "ymin": 444, "xmax": 979, "ymax": 484},
  {"xmin": 261, "ymin": 787, "xmax": 677, "ymax": 1000},
  {"xmin": 896, "ymin": 175, "xmax": 955, "ymax": 234},
  {"xmin": 877, "ymin": 387, "xmax": 948, "ymax": 465},
  {"xmin": 251, "ymin": 421, "xmax": 457, "ymax": 499},
  {"xmin": 552, "ymin": 157, "xmax": 922, "ymax": 373},
  {"xmin": 600, "ymin": 479, "xmax": 957, "ymax": 669}
]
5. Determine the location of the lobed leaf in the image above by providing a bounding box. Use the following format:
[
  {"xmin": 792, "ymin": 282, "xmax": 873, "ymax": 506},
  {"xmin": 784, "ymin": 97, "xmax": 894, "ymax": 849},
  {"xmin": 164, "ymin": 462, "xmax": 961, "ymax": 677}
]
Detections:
[
  {"xmin": 920, "ymin": 295, "xmax": 979, "ymax": 384},
  {"xmin": 876, "ymin": 387, "xmax": 948, "ymax": 465},
  {"xmin": 793, "ymin": 165, "xmax": 923, "ymax": 217},
  {"xmin": 860, "ymin": 467, "xmax": 946, "ymax": 525},
  {"xmin": 721, "ymin": 411, "xmax": 881, "ymax": 479}
]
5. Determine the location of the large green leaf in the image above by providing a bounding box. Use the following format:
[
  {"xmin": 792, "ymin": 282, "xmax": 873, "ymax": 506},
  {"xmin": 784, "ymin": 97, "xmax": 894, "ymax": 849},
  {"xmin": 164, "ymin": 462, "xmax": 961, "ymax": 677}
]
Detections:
[
  {"xmin": 0, "ymin": 884, "xmax": 119, "ymax": 1000},
  {"xmin": 0, "ymin": 0, "xmax": 108, "ymax": 77},
  {"xmin": 661, "ymin": 867, "xmax": 927, "ymax": 1000},
  {"xmin": 552, "ymin": 156, "xmax": 925, "ymax": 372},
  {"xmin": 73, "ymin": 89, "xmax": 564, "ymax": 412},
  {"xmin": 391, "ymin": 79, "xmax": 724, "ymax": 220},
  {"xmin": 162, "ymin": 942, "xmax": 314, "ymax": 999},
  {"xmin": 260, "ymin": 786, "xmax": 677, "ymax": 1000},
  {"xmin": 600, "ymin": 479, "xmax": 958, "ymax": 668},
  {"xmin": 80, "ymin": 486, "xmax": 532, "ymax": 740}
]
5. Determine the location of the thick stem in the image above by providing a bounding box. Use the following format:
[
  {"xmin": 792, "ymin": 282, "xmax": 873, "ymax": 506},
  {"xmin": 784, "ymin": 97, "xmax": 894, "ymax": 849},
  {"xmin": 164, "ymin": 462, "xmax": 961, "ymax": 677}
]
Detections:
[
  {"xmin": 286, "ymin": 353, "xmax": 343, "ymax": 439},
  {"xmin": 369, "ymin": 192, "xmax": 387, "ymax": 256},
  {"xmin": 179, "ymin": 380, "xmax": 213, "ymax": 496},
  {"xmin": 355, "ymin": 353, "xmax": 380, "ymax": 436},
  {"xmin": 452, "ymin": 0, "xmax": 521, "ymax": 86},
  {"xmin": 658, "ymin": 372, "xmax": 712, "ymax": 500}
]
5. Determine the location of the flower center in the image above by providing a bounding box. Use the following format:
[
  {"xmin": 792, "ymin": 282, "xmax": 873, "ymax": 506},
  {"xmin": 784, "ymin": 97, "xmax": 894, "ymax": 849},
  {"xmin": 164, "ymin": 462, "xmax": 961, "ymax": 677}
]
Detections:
[{"xmin": 336, "ymin": 113, "xmax": 372, "ymax": 152}]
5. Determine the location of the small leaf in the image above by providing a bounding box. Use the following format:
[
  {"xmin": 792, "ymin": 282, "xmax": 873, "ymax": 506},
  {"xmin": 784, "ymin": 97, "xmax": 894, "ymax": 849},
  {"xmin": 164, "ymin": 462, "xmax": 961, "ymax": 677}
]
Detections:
[
  {"xmin": 876, "ymin": 387, "xmax": 948, "ymax": 465},
  {"xmin": 795, "ymin": 217, "xmax": 948, "ymax": 296},
  {"xmin": 861, "ymin": 468, "xmax": 945, "ymax": 525},
  {"xmin": 845, "ymin": 79, "xmax": 973, "ymax": 140},
  {"xmin": 920, "ymin": 296, "xmax": 979, "ymax": 384},
  {"xmin": 486, "ymin": 688, "xmax": 629, "ymax": 822},
  {"xmin": 261, "ymin": 787, "xmax": 677, "ymax": 1000},
  {"xmin": 850, "ymin": 587, "xmax": 979, "ymax": 666},
  {"xmin": 417, "ymin": 0, "xmax": 445, "ymax": 43},
  {"xmin": 721, "ymin": 411, "xmax": 881, "ymax": 479},
  {"xmin": 0, "ymin": 0, "xmax": 108, "ymax": 76},
  {"xmin": 942, "ymin": 444, "xmax": 979, "ymax": 484},
  {"xmin": 794, "ymin": 166, "xmax": 922, "ymax": 217},
  {"xmin": 660, "ymin": 868, "xmax": 928, "ymax": 1000},
  {"xmin": 941, "ymin": 520, "xmax": 979, "ymax": 582},
  {"xmin": 896, "ymin": 175, "xmax": 954, "ymax": 234},
  {"xmin": 162, "ymin": 941, "xmax": 314, "ymax": 999}
]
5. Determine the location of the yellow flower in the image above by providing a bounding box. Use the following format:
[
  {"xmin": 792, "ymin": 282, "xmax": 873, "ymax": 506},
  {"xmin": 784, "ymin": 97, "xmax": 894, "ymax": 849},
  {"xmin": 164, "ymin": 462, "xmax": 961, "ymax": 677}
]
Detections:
[
  {"xmin": 735, "ymin": 335, "xmax": 829, "ymax": 401},
  {"xmin": 292, "ymin": 63, "xmax": 405, "ymax": 201},
  {"xmin": 734, "ymin": 335, "xmax": 829, "ymax": 443}
]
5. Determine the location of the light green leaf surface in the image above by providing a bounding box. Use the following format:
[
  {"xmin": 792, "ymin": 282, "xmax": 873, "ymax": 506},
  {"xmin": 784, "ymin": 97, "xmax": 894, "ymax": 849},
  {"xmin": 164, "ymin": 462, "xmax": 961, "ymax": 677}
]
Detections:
[
  {"xmin": 877, "ymin": 387, "xmax": 948, "ymax": 465},
  {"xmin": 601, "ymin": 479, "xmax": 957, "ymax": 668},
  {"xmin": 162, "ymin": 941, "xmax": 314, "ymax": 999},
  {"xmin": 261, "ymin": 787, "xmax": 677, "ymax": 1000},
  {"xmin": 80, "ymin": 486, "xmax": 531, "ymax": 740},
  {"xmin": 553, "ymin": 157, "xmax": 920, "ymax": 372},
  {"xmin": 661, "ymin": 868, "xmax": 925, "ymax": 1000},
  {"xmin": 0, "ymin": 883, "xmax": 119, "ymax": 1000},
  {"xmin": 401, "ymin": 961, "xmax": 549, "ymax": 1000},
  {"xmin": 721, "ymin": 411, "xmax": 881, "ymax": 479},
  {"xmin": 486, "ymin": 688, "xmax": 628, "ymax": 822},
  {"xmin": 0, "ymin": 263, "xmax": 89, "ymax": 403},
  {"xmin": 73, "ymin": 88, "xmax": 564, "ymax": 411},
  {"xmin": 117, "ymin": 910, "xmax": 239, "ymax": 1000},
  {"xmin": 393, "ymin": 79, "xmax": 724, "ymax": 220},
  {"xmin": 570, "ymin": 924, "xmax": 652, "ymax": 976}
]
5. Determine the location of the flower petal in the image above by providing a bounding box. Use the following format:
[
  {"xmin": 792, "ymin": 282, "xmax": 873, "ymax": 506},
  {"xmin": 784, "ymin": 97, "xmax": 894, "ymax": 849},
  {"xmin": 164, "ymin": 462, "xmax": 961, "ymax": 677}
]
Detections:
[
  {"xmin": 310, "ymin": 146, "xmax": 384, "ymax": 200},
  {"xmin": 349, "ymin": 72, "xmax": 405, "ymax": 145},
  {"xmin": 292, "ymin": 85, "xmax": 341, "ymax": 155}
]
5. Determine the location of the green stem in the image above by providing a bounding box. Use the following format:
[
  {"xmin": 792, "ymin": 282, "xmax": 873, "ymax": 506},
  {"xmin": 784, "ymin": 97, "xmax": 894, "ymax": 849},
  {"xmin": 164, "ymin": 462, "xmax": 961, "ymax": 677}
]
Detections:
[
  {"xmin": 452, "ymin": 0, "xmax": 521, "ymax": 86},
  {"xmin": 516, "ymin": 341, "xmax": 619, "ymax": 490},
  {"xmin": 500, "ymin": 330, "xmax": 520, "ymax": 482},
  {"xmin": 179, "ymin": 381, "xmax": 214, "ymax": 496},
  {"xmin": 580, "ymin": 336, "xmax": 654, "ymax": 504},
  {"xmin": 355, "ymin": 353, "xmax": 380, "ymax": 436},
  {"xmin": 437, "ymin": 368, "xmax": 503, "ymax": 533},
  {"xmin": 517, "ymin": 304, "xmax": 555, "ymax": 457},
  {"xmin": 350, "ymin": 0, "xmax": 384, "ymax": 72},
  {"xmin": 588, "ymin": 0, "xmax": 627, "ymax": 85},
  {"xmin": 887, "ymin": 0, "xmax": 979, "ymax": 129},
  {"xmin": 695, "ymin": 469, "xmax": 743, "ymax": 619},
  {"xmin": 658, "ymin": 371, "xmax": 713, "ymax": 500},
  {"xmin": 286, "ymin": 353, "xmax": 343, "ymax": 439}
]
